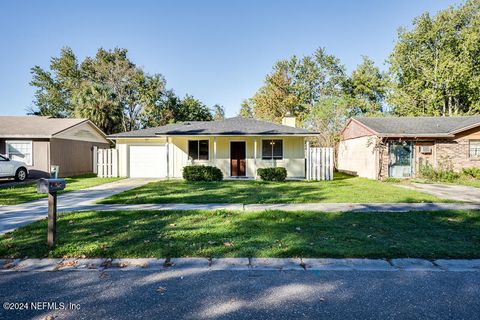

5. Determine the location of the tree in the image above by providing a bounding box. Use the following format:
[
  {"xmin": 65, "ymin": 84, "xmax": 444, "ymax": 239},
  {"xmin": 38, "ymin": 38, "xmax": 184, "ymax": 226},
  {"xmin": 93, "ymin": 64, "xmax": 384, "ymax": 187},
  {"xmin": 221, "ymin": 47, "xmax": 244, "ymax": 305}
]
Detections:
[
  {"xmin": 307, "ymin": 95, "xmax": 353, "ymax": 147},
  {"xmin": 30, "ymin": 47, "xmax": 213, "ymax": 132},
  {"xmin": 174, "ymin": 95, "xmax": 213, "ymax": 122},
  {"xmin": 249, "ymin": 68, "xmax": 299, "ymax": 122},
  {"xmin": 241, "ymin": 47, "xmax": 349, "ymax": 146},
  {"xmin": 244, "ymin": 47, "xmax": 348, "ymax": 126},
  {"xmin": 80, "ymin": 48, "xmax": 164, "ymax": 131},
  {"xmin": 349, "ymin": 56, "xmax": 388, "ymax": 114},
  {"xmin": 29, "ymin": 47, "xmax": 81, "ymax": 117},
  {"xmin": 388, "ymin": 0, "xmax": 480, "ymax": 116},
  {"xmin": 239, "ymin": 99, "xmax": 254, "ymax": 118},
  {"xmin": 73, "ymin": 83, "xmax": 123, "ymax": 134},
  {"xmin": 212, "ymin": 104, "xmax": 225, "ymax": 120}
]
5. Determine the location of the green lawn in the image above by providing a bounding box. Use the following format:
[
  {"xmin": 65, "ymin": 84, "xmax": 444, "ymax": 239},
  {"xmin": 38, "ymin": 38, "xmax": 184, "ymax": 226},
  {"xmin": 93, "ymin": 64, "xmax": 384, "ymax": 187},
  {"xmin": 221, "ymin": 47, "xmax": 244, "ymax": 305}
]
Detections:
[
  {"xmin": 99, "ymin": 173, "xmax": 445, "ymax": 204},
  {"xmin": 1, "ymin": 209, "xmax": 479, "ymax": 259},
  {"xmin": 0, "ymin": 174, "xmax": 122, "ymax": 205}
]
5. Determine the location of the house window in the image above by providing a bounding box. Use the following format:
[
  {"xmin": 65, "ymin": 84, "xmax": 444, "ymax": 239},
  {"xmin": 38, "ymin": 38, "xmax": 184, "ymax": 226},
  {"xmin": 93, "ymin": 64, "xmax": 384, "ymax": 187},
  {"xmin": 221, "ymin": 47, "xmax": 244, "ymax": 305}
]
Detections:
[
  {"xmin": 188, "ymin": 140, "xmax": 209, "ymax": 160},
  {"xmin": 262, "ymin": 139, "xmax": 283, "ymax": 160},
  {"xmin": 6, "ymin": 140, "xmax": 32, "ymax": 165},
  {"xmin": 469, "ymin": 140, "xmax": 480, "ymax": 159}
]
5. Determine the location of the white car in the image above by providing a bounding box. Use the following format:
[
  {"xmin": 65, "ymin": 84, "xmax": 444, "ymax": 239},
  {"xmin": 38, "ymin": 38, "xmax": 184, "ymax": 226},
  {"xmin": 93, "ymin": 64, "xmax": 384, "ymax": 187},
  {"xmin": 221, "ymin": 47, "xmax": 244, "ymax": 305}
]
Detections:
[{"xmin": 0, "ymin": 154, "xmax": 29, "ymax": 181}]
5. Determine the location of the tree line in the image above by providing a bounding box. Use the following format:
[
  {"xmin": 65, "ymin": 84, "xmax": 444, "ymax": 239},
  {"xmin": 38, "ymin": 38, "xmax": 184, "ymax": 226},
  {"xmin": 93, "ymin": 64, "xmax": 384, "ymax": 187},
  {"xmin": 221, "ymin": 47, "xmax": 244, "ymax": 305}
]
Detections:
[
  {"xmin": 29, "ymin": 47, "xmax": 225, "ymax": 134},
  {"xmin": 241, "ymin": 0, "xmax": 480, "ymax": 146}
]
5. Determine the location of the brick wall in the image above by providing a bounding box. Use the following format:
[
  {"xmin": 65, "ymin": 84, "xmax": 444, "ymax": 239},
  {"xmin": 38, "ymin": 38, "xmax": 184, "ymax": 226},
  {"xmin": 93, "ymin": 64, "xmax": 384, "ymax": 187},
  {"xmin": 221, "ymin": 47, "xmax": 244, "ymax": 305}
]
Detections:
[
  {"xmin": 435, "ymin": 138, "xmax": 480, "ymax": 171},
  {"xmin": 379, "ymin": 143, "xmax": 389, "ymax": 179},
  {"xmin": 378, "ymin": 137, "xmax": 480, "ymax": 179}
]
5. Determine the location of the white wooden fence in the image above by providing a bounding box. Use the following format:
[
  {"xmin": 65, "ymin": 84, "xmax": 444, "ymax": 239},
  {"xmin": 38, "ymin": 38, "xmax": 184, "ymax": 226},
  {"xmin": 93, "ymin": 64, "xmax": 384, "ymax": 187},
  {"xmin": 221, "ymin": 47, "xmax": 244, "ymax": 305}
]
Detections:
[
  {"xmin": 93, "ymin": 147, "xmax": 119, "ymax": 178},
  {"xmin": 306, "ymin": 146, "xmax": 334, "ymax": 180}
]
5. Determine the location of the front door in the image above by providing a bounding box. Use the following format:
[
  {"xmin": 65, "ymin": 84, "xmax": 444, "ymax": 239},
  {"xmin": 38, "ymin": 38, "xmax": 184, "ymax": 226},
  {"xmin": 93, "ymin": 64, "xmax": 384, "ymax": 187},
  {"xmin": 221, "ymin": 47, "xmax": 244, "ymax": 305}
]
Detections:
[
  {"xmin": 230, "ymin": 141, "xmax": 246, "ymax": 177},
  {"xmin": 388, "ymin": 141, "xmax": 413, "ymax": 178}
]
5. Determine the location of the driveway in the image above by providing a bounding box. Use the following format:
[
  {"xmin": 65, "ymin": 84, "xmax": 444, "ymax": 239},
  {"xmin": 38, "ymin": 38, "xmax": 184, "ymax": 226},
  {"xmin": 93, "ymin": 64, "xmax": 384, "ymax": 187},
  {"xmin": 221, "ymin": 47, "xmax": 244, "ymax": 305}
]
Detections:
[
  {"xmin": 1, "ymin": 269, "xmax": 479, "ymax": 320},
  {"xmin": 399, "ymin": 183, "xmax": 480, "ymax": 202},
  {"xmin": 0, "ymin": 179, "xmax": 156, "ymax": 234}
]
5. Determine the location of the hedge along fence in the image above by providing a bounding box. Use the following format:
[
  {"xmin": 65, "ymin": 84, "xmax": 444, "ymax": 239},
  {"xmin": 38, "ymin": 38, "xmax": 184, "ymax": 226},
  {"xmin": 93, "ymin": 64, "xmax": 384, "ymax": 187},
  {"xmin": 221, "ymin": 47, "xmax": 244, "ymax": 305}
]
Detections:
[{"xmin": 183, "ymin": 165, "xmax": 223, "ymax": 181}]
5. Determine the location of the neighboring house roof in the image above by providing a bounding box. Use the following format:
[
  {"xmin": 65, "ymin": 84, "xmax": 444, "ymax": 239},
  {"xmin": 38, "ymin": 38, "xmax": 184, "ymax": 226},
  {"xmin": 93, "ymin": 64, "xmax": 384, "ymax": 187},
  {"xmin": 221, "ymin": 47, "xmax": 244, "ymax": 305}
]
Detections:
[
  {"xmin": 0, "ymin": 116, "xmax": 105, "ymax": 139},
  {"xmin": 352, "ymin": 115, "xmax": 480, "ymax": 138},
  {"xmin": 109, "ymin": 117, "xmax": 317, "ymax": 138}
]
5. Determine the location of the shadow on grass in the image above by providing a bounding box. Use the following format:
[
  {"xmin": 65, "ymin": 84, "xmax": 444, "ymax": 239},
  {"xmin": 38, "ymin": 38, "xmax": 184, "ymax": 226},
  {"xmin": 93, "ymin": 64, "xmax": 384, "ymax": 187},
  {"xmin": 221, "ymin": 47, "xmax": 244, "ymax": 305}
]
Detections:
[{"xmin": 1, "ymin": 209, "xmax": 479, "ymax": 259}]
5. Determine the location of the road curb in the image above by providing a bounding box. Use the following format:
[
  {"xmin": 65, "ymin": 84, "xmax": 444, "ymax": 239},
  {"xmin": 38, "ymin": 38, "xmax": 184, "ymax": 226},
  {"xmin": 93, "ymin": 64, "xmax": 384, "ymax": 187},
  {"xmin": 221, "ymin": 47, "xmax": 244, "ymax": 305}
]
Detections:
[{"xmin": 1, "ymin": 258, "xmax": 480, "ymax": 272}]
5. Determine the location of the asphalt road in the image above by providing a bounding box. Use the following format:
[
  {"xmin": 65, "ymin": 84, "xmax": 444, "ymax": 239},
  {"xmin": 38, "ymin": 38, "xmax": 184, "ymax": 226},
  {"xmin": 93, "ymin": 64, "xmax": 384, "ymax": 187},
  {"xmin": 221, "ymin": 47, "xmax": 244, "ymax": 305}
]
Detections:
[{"xmin": 1, "ymin": 270, "xmax": 479, "ymax": 320}]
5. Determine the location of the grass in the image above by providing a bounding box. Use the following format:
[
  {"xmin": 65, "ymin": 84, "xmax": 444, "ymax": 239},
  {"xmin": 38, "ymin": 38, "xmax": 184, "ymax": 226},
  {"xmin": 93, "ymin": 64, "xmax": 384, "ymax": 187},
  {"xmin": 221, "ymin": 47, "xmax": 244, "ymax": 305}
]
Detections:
[
  {"xmin": 1, "ymin": 209, "xmax": 479, "ymax": 259},
  {"xmin": 99, "ymin": 172, "xmax": 445, "ymax": 204},
  {"xmin": 0, "ymin": 174, "xmax": 123, "ymax": 205}
]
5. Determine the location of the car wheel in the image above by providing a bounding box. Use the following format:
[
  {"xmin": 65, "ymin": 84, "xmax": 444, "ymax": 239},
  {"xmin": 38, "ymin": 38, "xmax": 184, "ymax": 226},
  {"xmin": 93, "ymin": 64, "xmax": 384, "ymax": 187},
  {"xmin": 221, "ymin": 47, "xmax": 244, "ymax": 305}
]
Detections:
[{"xmin": 15, "ymin": 168, "xmax": 27, "ymax": 182}]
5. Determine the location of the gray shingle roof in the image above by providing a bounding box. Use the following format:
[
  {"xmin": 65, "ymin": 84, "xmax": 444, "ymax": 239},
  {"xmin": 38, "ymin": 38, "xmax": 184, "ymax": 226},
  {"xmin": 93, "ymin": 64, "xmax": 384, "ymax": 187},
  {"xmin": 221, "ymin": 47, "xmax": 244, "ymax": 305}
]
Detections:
[
  {"xmin": 109, "ymin": 117, "xmax": 316, "ymax": 138},
  {"xmin": 0, "ymin": 116, "xmax": 89, "ymax": 138},
  {"xmin": 354, "ymin": 115, "xmax": 480, "ymax": 137}
]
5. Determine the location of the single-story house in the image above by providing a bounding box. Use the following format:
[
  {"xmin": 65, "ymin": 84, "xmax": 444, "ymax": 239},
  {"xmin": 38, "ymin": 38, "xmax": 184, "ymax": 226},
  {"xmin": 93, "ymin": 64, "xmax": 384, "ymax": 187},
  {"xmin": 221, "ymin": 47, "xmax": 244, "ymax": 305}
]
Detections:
[
  {"xmin": 108, "ymin": 115, "xmax": 317, "ymax": 179},
  {"xmin": 337, "ymin": 116, "xmax": 480, "ymax": 179},
  {"xmin": 0, "ymin": 116, "xmax": 110, "ymax": 177}
]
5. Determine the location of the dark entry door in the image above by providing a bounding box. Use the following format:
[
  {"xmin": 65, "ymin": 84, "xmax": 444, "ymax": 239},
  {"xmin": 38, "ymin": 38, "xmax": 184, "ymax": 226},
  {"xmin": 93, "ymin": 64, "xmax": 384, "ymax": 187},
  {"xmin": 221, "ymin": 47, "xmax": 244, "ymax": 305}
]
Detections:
[{"xmin": 230, "ymin": 141, "xmax": 246, "ymax": 177}]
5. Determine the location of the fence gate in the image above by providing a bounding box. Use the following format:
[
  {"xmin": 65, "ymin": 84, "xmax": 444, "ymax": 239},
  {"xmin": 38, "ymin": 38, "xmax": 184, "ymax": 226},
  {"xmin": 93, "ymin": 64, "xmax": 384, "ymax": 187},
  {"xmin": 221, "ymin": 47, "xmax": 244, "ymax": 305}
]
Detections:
[
  {"xmin": 307, "ymin": 147, "xmax": 334, "ymax": 180},
  {"xmin": 93, "ymin": 147, "xmax": 119, "ymax": 178}
]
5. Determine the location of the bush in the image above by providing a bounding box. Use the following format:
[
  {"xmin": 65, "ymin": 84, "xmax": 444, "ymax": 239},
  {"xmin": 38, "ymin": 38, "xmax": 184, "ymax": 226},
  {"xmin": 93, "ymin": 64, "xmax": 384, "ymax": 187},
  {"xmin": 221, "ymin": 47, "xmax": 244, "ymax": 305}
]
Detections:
[
  {"xmin": 419, "ymin": 163, "xmax": 460, "ymax": 182},
  {"xmin": 383, "ymin": 177, "xmax": 401, "ymax": 183},
  {"xmin": 183, "ymin": 165, "xmax": 223, "ymax": 182},
  {"xmin": 257, "ymin": 167, "xmax": 287, "ymax": 182},
  {"xmin": 462, "ymin": 167, "xmax": 480, "ymax": 179}
]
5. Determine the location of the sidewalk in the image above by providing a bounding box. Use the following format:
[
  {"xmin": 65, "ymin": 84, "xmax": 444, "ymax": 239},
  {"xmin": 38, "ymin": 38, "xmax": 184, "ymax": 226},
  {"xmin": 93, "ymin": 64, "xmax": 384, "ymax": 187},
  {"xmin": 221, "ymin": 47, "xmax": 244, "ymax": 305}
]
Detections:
[
  {"xmin": 2, "ymin": 257, "xmax": 480, "ymax": 272},
  {"xmin": 2, "ymin": 200, "xmax": 480, "ymax": 235}
]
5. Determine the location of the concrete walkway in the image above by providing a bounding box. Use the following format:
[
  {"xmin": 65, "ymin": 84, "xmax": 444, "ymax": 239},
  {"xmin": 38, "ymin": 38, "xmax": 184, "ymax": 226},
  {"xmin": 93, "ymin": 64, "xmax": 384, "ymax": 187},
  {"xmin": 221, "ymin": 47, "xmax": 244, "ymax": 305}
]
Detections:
[
  {"xmin": 2, "ymin": 257, "xmax": 480, "ymax": 272},
  {"xmin": 2, "ymin": 200, "xmax": 480, "ymax": 235},
  {"xmin": 398, "ymin": 182, "xmax": 480, "ymax": 202},
  {"xmin": 50, "ymin": 202, "xmax": 480, "ymax": 214},
  {"xmin": 0, "ymin": 179, "xmax": 157, "ymax": 234}
]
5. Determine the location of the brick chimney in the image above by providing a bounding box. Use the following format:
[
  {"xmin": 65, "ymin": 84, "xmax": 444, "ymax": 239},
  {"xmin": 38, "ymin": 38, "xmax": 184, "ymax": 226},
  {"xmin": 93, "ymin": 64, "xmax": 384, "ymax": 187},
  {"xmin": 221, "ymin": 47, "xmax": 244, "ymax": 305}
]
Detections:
[{"xmin": 281, "ymin": 111, "xmax": 296, "ymax": 127}]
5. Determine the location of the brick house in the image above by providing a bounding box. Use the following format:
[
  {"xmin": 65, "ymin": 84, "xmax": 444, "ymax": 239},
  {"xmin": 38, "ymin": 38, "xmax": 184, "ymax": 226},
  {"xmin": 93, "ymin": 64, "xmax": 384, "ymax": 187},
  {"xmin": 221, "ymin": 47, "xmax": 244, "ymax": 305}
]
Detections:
[{"xmin": 337, "ymin": 116, "xmax": 480, "ymax": 179}]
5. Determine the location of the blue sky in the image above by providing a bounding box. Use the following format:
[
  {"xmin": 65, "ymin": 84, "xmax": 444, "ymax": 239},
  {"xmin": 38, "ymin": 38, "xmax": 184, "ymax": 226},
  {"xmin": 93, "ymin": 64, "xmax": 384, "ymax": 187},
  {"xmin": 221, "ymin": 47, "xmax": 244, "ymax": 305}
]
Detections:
[{"xmin": 0, "ymin": 0, "xmax": 458, "ymax": 117}]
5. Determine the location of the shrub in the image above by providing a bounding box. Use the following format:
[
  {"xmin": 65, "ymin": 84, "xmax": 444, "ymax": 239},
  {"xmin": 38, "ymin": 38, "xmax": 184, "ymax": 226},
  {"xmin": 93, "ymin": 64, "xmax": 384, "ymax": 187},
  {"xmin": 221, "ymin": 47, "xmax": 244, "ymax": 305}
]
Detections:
[
  {"xmin": 383, "ymin": 177, "xmax": 401, "ymax": 183},
  {"xmin": 419, "ymin": 163, "xmax": 460, "ymax": 182},
  {"xmin": 462, "ymin": 167, "xmax": 480, "ymax": 179},
  {"xmin": 257, "ymin": 167, "xmax": 287, "ymax": 182},
  {"xmin": 183, "ymin": 165, "xmax": 223, "ymax": 182}
]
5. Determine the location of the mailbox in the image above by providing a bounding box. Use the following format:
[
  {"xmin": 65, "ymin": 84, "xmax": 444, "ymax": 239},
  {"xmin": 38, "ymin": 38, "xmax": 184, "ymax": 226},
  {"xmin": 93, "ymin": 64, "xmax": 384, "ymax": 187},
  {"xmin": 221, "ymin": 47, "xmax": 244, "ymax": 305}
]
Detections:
[{"xmin": 37, "ymin": 178, "xmax": 66, "ymax": 194}]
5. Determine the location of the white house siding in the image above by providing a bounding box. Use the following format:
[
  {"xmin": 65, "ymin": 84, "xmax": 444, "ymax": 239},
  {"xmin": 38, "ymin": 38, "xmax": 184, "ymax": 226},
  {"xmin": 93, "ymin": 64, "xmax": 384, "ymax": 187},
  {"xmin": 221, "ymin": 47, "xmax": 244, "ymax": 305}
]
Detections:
[
  {"xmin": 116, "ymin": 136, "xmax": 306, "ymax": 179},
  {"xmin": 337, "ymin": 136, "xmax": 378, "ymax": 179}
]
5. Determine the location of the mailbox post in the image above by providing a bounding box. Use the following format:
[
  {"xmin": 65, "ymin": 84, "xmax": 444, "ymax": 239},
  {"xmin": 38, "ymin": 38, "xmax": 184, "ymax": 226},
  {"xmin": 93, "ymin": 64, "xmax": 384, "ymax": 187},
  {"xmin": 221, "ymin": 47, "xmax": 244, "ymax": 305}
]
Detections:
[{"xmin": 37, "ymin": 178, "xmax": 66, "ymax": 247}]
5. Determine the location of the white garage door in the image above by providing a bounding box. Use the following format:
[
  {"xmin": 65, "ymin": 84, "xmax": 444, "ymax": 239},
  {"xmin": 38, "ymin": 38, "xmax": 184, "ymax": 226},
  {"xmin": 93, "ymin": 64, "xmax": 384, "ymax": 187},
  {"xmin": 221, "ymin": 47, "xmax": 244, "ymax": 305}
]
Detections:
[{"xmin": 129, "ymin": 145, "xmax": 167, "ymax": 178}]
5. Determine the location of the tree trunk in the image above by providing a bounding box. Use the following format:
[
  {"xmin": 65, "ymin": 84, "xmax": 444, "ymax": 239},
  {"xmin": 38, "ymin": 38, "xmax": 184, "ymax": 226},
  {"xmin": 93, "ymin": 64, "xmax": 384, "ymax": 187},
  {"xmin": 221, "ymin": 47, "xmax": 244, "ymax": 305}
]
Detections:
[{"xmin": 448, "ymin": 94, "xmax": 452, "ymax": 116}]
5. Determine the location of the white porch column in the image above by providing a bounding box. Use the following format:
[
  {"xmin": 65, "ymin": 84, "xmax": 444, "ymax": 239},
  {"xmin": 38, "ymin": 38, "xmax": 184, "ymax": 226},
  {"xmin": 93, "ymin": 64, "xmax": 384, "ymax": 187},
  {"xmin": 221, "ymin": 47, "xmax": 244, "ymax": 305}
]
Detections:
[
  {"xmin": 213, "ymin": 136, "xmax": 217, "ymax": 164},
  {"xmin": 306, "ymin": 140, "xmax": 310, "ymax": 180},
  {"xmin": 166, "ymin": 137, "xmax": 170, "ymax": 179},
  {"xmin": 254, "ymin": 138, "xmax": 257, "ymax": 179}
]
